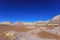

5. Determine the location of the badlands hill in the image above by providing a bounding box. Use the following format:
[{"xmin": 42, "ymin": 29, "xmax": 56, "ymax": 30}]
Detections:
[{"xmin": 0, "ymin": 15, "xmax": 60, "ymax": 40}]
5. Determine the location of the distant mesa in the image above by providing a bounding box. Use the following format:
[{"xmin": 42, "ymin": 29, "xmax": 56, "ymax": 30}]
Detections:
[
  {"xmin": 52, "ymin": 15, "xmax": 60, "ymax": 21},
  {"xmin": 13, "ymin": 21, "xmax": 24, "ymax": 26},
  {"xmin": 0, "ymin": 21, "xmax": 12, "ymax": 25},
  {"xmin": 48, "ymin": 15, "xmax": 60, "ymax": 25},
  {"xmin": 0, "ymin": 15, "xmax": 60, "ymax": 26}
]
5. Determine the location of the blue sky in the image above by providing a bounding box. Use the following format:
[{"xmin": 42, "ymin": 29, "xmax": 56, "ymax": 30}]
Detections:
[{"xmin": 0, "ymin": 0, "xmax": 60, "ymax": 22}]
